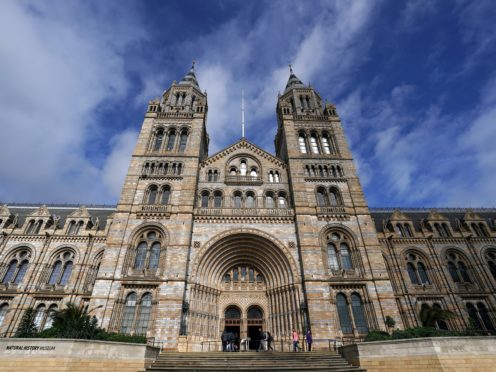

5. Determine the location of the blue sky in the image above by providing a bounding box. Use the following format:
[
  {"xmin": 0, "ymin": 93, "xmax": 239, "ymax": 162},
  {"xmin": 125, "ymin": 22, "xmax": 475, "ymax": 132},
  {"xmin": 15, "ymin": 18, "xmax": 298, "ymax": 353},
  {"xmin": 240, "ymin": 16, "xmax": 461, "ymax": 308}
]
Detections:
[{"xmin": 0, "ymin": 0, "xmax": 495, "ymax": 207}]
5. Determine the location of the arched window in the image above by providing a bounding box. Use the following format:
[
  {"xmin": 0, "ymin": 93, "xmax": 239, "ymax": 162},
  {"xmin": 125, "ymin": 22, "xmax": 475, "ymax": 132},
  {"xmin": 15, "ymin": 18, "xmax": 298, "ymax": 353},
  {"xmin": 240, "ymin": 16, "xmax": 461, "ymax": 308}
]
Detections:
[
  {"xmin": 0, "ymin": 304, "xmax": 8, "ymax": 326},
  {"xmin": 234, "ymin": 192, "xmax": 242, "ymax": 209},
  {"xmin": 407, "ymin": 262, "xmax": 419, "ymax": 285},
  {"xmin": 446, "ymin": 252, "xmax": 471, "ymax": 283},
  {"xmin": 225, "ymin": 306, "xmax": 241, "ymax": 319},
  {"xmin": 268, "ymin": 172, "xmax": 274, "ymax": 183},
  {"xmin": 249, "ymin": 268, "xmax": 255, "ymax": 281},
  {"xmin": 321, "ymin": 134, "xmax": 331, "ymax": 154},
  {"xmin": 34, "ymin": 305, "xmax": 46, "ymax": 329},
  {"xmin": 432, "ymin": 303, "xmax": 449, "ymax": 330},
  {"xmin": 14, "ymin": 260, "xmax": 29, "ymax": 285},
  {"xmin": 466, "ymin": 302, "xmax": 482, "ymax": 329},
  {"xmin": 404, "ymin": 224, "xmax": 413, "ymax": 237},
  {"xmin": 298, "ymin": 133, "xmax": 308, "ymax": 154},
  {"xmin": 133, "ymin": 231, "xmax": 163, "ymax": 271},
  {"xmin": 485, "ymin": 250, "xmax": 496, "ymax": 280},
  {"xmin": 316, "ymin": 187, "xmax": 327, "ymax": 207},
  {"xmin": 2, "ymin": 260, "xmax": 17, "ymax": 284},
  {"xmin": 310, "ymin": 134, "xmax": 319, "ymax": 154},
  {"xmin": 274, "ymin": 171, "xmax": 280, "ymax": 183},
  {"xmin": 278, "ymin": 192, "xmax": 287, "ymax": 208},
  {"xmin": 246, "ymin": 192, "xmax": 255, "ymax": 208},
  {"xmin": 147, "ymin": 185, "xmax": 158, "ymax": 204},
  {"xmin": 136, "ymin": 293, "xmax": 153, "ymax": 335},
  {"xmin": 351, "ymin": 293, "xmax": 368, "ymax": 334},
  {"xmin": 178, "ymin": 131, "xmax": 188, "ymax": 152},
  {"xmin": 240, "ymin": 160, "xmax": 247, "ymax": 176},
  {"xmin": 201, "ymin": 191, "xmax": 210, "ymax": 208},
  {"xmin": 336, "ymin": 294, "xmax": 353, "ymax": 334},
  {"xmin": 477, "ymin": 303, "xmax": 495, "ymax": 331},
  {"xmin": 325, "ymin": 232, "xmax": 354, "ymax": 272},
  {"xmin": 43, "ymin": 304, "xmax": 57, "ymax": 330},
  {"xmin": 59, "ymin": 261, "xmax": 73, "ymax": 286},
  {"xmin": 134, "ymin": 242, "xmax": 147, "ymax": 269},
  {"xmin": 48, "ymin": 261, "xmax": 62, "ymax": 285},
  {"xmin": 148, "ymin": 243, "xmax": 161, "ymax": 269},
  {"xmin": 329, "ymin": 188, "xmax": 341, "ymax": 206},
  {"xmin": 395, "ymin": 223, "xmax": 404, "ymax": 237},
  {"xmin": 67, "ymin": 221, "xmax": 77, "ymax": 235},
  {"xmin": 153, "ymin": 130, "xmax": 164, "ymax": 151},
  {"xmin": 417, "ymin": 262, "xmax": 430, "ymax": 284},
  {"xmin": 327, "ymin": 243, "xmax": 339, "ymax": 270},
  {"xmin": 230, "ymin": 167, "xmax": 237, "ymax": 175},
  {"xmin": 479, "ymin": 223, "xmax": 489, "ymax": 237},
  {"xmin": 406, "ymin": 253, "xmax": 430, "ymax": 285},
  {"xmin": 214, "ymin": 191, "xmax": 222, "ymax": 208},
  {"xmin": 207, "ymin": 170, "xmax": 213, "ymax": 182},
  {"xmin": 442, "ymin": 223, "xmax": 451, "ymax": 237},
  {"xmin": 121, "ymin": 293, "xmax": 137, "ymax": 334},
  {"xmin": 265, "ymin": 192, "xmax": 274, "ymax": 209},
  {"xmin": 160, "ymin": 185, "xmax": 171, "ymax": 204},
  {"xmin": 166, "ymin": 130, "xmax": 176, "ymax": 151},
  {"xmin": 340, "ymin": 243, "xmax": 353, "ymax": 270},
  {"xmin": 472, "ymin": 223, "xmax": 483, "ymax": 237},
  {"xmin": 250, "ymin": 168, "xmax": 257, "ymax": 177}
]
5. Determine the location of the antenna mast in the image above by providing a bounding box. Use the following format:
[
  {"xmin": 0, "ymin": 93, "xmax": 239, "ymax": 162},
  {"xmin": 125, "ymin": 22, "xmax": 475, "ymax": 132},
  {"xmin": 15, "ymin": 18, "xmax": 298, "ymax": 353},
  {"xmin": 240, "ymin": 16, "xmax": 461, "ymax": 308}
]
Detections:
[{"xmin": 241, "ymin": 90, "xmax": 245, "ymax": 139}]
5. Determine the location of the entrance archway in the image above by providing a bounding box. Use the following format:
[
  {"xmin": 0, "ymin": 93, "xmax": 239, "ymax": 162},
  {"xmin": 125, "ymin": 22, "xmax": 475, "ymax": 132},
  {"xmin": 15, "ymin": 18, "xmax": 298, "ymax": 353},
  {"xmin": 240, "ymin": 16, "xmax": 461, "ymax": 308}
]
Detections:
[{"xmin": 187, "ymin": 229, "xmax": 304, "ymax": 347}]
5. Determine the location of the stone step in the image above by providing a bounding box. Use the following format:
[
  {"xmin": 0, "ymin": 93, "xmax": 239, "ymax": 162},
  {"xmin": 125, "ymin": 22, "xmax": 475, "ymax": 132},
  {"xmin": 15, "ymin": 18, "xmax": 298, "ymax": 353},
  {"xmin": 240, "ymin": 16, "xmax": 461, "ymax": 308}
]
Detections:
[{"xmin": 144, "ymin": 351, "xmax": 365, "ymax": 372}]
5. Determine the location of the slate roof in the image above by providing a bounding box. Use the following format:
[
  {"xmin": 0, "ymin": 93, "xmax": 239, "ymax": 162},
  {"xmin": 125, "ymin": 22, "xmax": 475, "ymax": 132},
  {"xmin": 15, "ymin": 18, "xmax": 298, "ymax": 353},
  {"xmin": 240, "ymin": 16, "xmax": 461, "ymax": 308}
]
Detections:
[
  {"xmin": 370, "ymin": 208, "xmax": 496, "ymax": 233},
  {"xmin": 2, "ymin": 204, "xmax": 115, "ymax": 229}
]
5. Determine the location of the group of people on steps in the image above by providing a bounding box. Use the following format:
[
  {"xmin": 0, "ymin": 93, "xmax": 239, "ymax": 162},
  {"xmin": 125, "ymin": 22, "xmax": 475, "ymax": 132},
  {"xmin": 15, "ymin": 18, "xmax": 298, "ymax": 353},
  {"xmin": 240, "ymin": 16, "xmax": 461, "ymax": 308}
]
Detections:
[{"xmin": 221, "ymin": 329, "xmax": 313, "ymax": 352}]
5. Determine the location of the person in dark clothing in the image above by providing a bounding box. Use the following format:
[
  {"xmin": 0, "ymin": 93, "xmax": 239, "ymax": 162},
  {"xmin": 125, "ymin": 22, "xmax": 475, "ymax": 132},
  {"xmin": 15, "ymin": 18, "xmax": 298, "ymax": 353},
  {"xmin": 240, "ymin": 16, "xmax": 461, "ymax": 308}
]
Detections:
[
  {"xmin": 256, "ymin": 328, "xmax": 265, "ymax": 352},
  {"xmin": 306, "ymin": 329, "xmax": 312, "ymax": 352},
  {"xmin": 266, "ymin": 331, "xmax": 274, "ymax": 352},
  {"xmin": 221, "ymin": 329, "xmax": 228, "ymax": 352}
]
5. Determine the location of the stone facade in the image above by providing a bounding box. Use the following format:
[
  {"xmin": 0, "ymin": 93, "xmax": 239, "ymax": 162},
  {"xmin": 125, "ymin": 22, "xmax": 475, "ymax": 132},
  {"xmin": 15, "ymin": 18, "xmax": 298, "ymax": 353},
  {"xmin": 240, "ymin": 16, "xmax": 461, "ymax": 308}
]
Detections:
[{"xmin": 0, "ymin": 66, "xmax": 495, "ymax": 351}]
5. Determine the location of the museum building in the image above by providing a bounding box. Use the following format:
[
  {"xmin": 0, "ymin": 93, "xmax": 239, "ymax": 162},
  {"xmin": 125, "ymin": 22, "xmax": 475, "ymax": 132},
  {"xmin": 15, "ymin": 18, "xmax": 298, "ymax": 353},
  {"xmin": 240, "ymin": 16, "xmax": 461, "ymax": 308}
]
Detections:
[{"xmin": 0, "ymin": 65, "xmax": 495, "ymax": 350}]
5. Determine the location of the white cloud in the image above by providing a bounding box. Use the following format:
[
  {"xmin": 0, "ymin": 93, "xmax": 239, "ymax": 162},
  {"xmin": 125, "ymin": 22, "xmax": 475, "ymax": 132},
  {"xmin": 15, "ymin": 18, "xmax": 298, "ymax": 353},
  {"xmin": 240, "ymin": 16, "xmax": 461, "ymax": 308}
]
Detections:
[
  {"xmin": 0, "ymin": 1, "xmax": 145, "ymax": 203},
  {"xmin": 102, "ymin": 130, "xmax": 139, "ymax": 198}
]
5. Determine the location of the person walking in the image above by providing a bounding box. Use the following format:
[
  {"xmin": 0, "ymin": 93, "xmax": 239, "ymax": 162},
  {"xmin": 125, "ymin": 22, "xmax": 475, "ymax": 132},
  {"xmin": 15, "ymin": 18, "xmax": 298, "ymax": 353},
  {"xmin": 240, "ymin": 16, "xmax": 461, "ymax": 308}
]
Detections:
[
  {"xmin": 257, "ymin": 328, "xmax": 266, "ymax": 352},
  {"xmin": 305, "ymin": 329, "xmax": 312, "ymax": 352},
  {"xmin": 221, "ymin": 329, "xmax": 228, "ymax": 352},
  {"xmin": 292, "ymin": 329, "xmax": 299, "ymax": 352},
  {"xmin": 266, "ymin": 331, "xmax": 274, "ymax": 352}
]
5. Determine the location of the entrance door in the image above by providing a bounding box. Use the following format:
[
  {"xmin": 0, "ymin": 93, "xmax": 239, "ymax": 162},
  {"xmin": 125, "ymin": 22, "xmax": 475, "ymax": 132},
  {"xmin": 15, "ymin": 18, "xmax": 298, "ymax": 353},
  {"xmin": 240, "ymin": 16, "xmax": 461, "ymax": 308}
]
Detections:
[
  {"xmin": 224, "ymin": 306, "xmax": 241, "ymax": 350},
  {"xmin": 247, "ymin": 306, "xmax": 264, "ymax": 350}
]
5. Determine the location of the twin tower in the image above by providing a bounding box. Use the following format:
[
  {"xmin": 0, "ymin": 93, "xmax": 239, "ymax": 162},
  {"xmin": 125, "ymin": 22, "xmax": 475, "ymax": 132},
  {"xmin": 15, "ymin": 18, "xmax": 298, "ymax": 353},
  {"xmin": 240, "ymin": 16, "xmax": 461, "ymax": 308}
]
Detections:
[{"xmin": 89, "ymin": 64, "xmax": 399, "ymax": 350}]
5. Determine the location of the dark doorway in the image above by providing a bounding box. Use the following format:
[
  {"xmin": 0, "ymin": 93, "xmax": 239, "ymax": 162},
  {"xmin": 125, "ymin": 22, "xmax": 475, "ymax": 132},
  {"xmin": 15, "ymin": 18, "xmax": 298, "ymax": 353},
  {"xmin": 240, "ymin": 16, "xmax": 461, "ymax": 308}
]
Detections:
[{"xmin": 248, "ymin": 326, "xmax": 260, "ymax": 350}]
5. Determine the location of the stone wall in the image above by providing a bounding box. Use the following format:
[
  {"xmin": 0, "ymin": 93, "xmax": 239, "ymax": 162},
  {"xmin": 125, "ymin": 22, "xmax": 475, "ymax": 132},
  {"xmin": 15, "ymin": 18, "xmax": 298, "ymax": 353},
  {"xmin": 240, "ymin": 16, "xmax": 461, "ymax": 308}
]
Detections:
[
  {"xmin": 0, "ymin": 339, "xmax": 159, "ymax": 372},
  {"xmin": 340, "ymin": 337, "xmax": 496, "ymax": 371}
]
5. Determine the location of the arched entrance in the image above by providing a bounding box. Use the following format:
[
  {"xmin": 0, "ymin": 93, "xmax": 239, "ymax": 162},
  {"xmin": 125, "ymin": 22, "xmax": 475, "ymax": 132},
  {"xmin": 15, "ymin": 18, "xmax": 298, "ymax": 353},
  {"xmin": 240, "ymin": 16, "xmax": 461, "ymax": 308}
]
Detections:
[
  {"xmin": 187, "ymin": 230, "xmax": 304, "ymax": 350},
  {"xmin": 224, "ymin": 306, "xmax": 241, "ymax": 338},
  {"xmin": 247, "ymin": 306, "xmax": 264, "ymax": 349}
]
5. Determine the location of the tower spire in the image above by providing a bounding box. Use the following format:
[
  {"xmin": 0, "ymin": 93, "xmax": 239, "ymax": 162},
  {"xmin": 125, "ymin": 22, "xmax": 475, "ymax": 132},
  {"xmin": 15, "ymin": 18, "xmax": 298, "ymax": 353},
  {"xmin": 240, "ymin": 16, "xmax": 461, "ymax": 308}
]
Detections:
[
  {"xmin": 284, "ymin": 64, "xmax": 305, "ymax": 93},
  {"xmin": 179, "ymin": 60, "xmax": 200, "ymax": 89},
  {"xmin": 241, "ymin": 90, "xmax": 245, "ymax": 139}
]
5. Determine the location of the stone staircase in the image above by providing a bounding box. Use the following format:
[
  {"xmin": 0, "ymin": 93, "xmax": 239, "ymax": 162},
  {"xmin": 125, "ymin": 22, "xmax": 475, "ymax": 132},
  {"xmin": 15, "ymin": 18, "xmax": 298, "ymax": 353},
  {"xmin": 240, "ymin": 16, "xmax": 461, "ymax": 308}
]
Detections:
[{"xmin": 144, "ymin": 351, "xmax": 365, "ymax": 371}]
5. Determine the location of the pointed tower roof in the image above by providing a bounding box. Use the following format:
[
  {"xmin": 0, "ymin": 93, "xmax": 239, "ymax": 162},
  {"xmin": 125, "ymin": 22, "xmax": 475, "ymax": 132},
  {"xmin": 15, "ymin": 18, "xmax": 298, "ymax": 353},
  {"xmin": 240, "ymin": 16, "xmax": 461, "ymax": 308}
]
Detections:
[
  {"xmin": 284, "ymin": 64, "xmax": 305, "ymax": 93},
  {"xmin": 179, "ymin": 61, "xmax": 200, "ymax": 89}
]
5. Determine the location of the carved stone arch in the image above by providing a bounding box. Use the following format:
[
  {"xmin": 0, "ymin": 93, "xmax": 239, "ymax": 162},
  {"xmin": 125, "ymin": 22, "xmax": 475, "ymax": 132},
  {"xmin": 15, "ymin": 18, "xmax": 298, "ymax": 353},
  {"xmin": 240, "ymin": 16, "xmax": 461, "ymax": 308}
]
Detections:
[
  {"xmin": 191, "ymin": 228, "xmax": 300, "ymax": 289},
  {"xmin": 224, "ymin": 303, "xmax": 243, "ymax": 318},
  {"xmin": 1, "ymin": 243, "xmax": 36, "ymax": 262},
  {"xmin": 319, "ymin": 223, "xmax": 359, "ymax": 250},
  {"xmin": 480, "ymin": 245, "xmax": 496, "ymax": 260},
  {"xmin": 401, "ymin": 246, "xmax": 431, "ymax": 263},
  {"xmin": 440, "ymin": 246, "xmax": 471, "ymax": 262},
  {"xmin": 48, "ymin": 245, "xmax": 80, "ymax": 263},
  {"xmin": 246, "ymin": 303, "xmax": 266, "ymax": 318},
  {"xmin": 226, "ymin": 153, "xmax": 262, "ymax": 170},
  {"xmin": 179, "ymin": 125, "xmax": 191, "ymax": 134},
  {"xmin": 320, "ymin": 224, "xmax": 363, "ymax": 275},
  {"xmin": 128, "ymin": 221, "xmax": 169, "ymax": 247}
]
